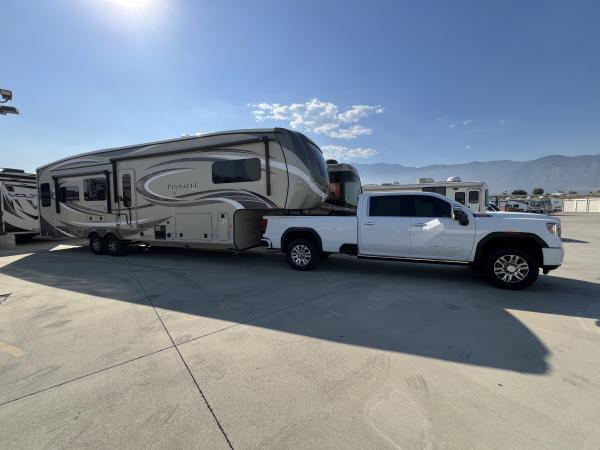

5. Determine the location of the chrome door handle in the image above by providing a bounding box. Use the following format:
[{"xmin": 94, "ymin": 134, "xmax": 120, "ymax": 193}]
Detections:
[
  {"xmin": 412, "ymin": 223, "xmax": 426, "ymax": 227},
  {"xmin": 364, "ymin": 222, "xmax": 375, "ymax": 225}
]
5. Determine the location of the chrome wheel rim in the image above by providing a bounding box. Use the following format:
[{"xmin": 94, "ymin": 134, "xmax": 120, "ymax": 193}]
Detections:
[
  {"xmin": 493, "ymin": 254, "xmax": 529, "ymax": 283},
  {"xmin": 108, "ymin": 239, "xmax": 117, "ymax": 253},
  {"xmin": 291, "ymin": 244, "xmax": 311, "ymax": 267},
  {"xmin": 92, "ymin": 239, "xmax": 101, "ymax": 252}
]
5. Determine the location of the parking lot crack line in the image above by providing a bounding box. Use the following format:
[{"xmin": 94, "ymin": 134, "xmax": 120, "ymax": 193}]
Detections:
[
  {"xmin": 126, "ymin": 258, "xmax": 235, "ymax": 450},
  {"xmin": 0, "ymin": 345, "xmax": 173, "ymax": 408}
]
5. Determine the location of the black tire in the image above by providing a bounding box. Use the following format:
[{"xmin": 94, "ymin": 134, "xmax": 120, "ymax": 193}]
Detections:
[
  {"xmin": 484, "ymin": 247, "xmax": 539, "ymax": 290},
  {"xmin": 105, "ymin": 234, "xmax": 127, "ymax": 257},
  {"xmin": 89, "ymin": 234, "xmax": 107, "ymax": 255},
  {"xmin": 286, "ymin": 238, "xmax": 320, "ymax": 271}
]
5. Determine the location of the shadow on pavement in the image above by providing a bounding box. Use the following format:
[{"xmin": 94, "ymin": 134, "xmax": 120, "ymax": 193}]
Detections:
[{"xmin": 2, "ymin": 243, "xmax": 599, "ymax": 375}]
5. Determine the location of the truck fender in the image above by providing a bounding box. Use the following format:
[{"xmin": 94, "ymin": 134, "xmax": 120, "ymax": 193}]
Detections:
[
  {"xmin": 474, "ymin": 232, "xmax": 548, "ymax": 265},
  {"xmin": 280, "ymin": 227, "xmax": 323, "ymax": 253}
]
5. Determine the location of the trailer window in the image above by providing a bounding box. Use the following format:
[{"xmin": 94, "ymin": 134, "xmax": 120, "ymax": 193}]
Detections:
[
  {"xmin": 369, "ymin": 196, "xmax": 412, "ymax": 217},
  {"xmin": 423, "ymin": 186, "xmax": 447, "ymax": 196},
  {"xmin": 468, "ymin": 190, "xmax": 479, "ymax": 204},
  {"xmin": 84, "ymin": 178, "xmax": 107, "ymax": 201},
  {"xmin": 455, "ymin": 191, "xmax": 466, "ymax": 205},
  {"xmin": 212, "ymin": 158, "xmax": 261, "ymax": 184},
  {"xmin": 40, "ymin": 183, "xmax": 51, "ymax": 207},
  {"xmin": 413, "ymin": 195, "xmax": 452, "ymax": 218},
  {"xmin": 58, "ymin": 186, "xmax": 80, "ymax": 202},
  {"xmin": 122, "ymin": 174, "xmax": 132, "ymax": 206}
]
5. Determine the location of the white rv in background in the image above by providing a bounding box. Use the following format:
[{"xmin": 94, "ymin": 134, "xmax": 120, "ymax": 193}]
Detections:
[
  {"xmin": 37, "ymin": 128, "xmax": 330, "ymax": 255},
  {"xmin": 363, "ymin": 177, "xmax": 489, "ymax": 212},
  {"xmin": 0, "ymin": 168, "xmax": 39, "ymax": 237}
]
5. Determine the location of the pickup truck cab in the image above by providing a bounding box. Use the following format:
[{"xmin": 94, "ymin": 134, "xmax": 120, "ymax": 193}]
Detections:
[{"xmin": 262, "ymin": 192, "xmax": 564, "ymax": 290}]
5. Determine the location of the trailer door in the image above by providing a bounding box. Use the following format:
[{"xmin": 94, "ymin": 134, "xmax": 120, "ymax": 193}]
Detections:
[{"xmin": 117, "ymin": 169, "xmax": 137, "ymax": 229}]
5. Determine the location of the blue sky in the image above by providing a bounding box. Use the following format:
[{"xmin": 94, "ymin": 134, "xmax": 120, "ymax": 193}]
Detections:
[{"xmin": 2, "ymin": 0, "xmax": 599, "ymax": 172}]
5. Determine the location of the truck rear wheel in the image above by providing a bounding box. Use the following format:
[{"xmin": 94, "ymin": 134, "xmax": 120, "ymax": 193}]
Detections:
[
  {"xmin": 106, "ymin": 235, "xmax": 127, "ymax": 257},
  {"xmin": 484, "ymin": 248, "xmax": 539, "ymax": 290},
  {"xmin": 286, "ymin": 238, "xmax": 319, "ymax": 271},
  {"xmin": 89, "ymin": 234, "xmax": 106, "ymax": 255}
]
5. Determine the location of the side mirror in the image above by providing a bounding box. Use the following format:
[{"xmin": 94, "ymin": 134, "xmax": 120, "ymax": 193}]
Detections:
[{"xmin": 453, "ymin": 205, "xmax": 470, "ymax": 226}]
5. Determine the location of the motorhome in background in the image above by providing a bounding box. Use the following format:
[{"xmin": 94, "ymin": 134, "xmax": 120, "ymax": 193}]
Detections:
[
  {"xmin": 550, "ymin": 197, "xmax": 563, "ymax": 212},
  {"xmin": 363, "ymin": 177, "xmax": 489, "ymax": 212},
  {"xmin": 502, "ymin": 199, "xmax": 529, "ymax": 212},
  {"xmin": 37, "ymin": 128, "xmax": 329, "ymax": 255},
  {"xmin": 526, "ymin": 197, "xmax": 553, "ymax": 214},
  {"xmin": 0, "ymin": 168, "xmax": 39, "ymax": 237},
  {"xmin": 324, "ymin": 160, "xmax": 362, "ymax": 212}
]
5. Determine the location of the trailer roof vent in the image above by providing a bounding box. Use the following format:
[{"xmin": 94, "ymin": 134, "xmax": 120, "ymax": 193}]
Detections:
[
  {"xmin": 326, "ymin": 159, "xmax": 338, "ymax": 165},
  {"xmin": 418, "ymin": 177, "xmax": 434, "ymax": 184},
  {"xmin": 446, "ymin": 176, "xmax": 462, "ymax": 182}
]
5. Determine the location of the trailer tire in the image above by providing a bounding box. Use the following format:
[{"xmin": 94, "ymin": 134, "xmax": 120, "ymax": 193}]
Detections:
[
  {"xmin": 89, "ymin": 234, "xmax": 107, "ymax": 255},
  {"xmin": 106, "ymin": 234, "xmax": 127, "ymax": 257},
  {"xmin": 484, "ymin": 247, "xmax": 539, "ymax": 290},
  {"xmin": 286, "ymin": 238, "xmax": 320, "ymax": 271}
]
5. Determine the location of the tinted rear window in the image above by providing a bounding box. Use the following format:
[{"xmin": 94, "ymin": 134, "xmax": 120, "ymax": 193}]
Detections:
[{"xmin": 369, "ymin": 196, "xmax": 413, "ymax": 216}]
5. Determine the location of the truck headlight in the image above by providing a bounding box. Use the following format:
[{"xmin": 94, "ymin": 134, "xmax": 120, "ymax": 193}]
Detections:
[{"xmin": 546, "ymin": 222, "xmax": 561, "ymax": 238}]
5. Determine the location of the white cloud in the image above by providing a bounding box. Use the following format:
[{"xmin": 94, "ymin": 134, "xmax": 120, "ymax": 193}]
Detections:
[
  {"xmin": 448, "ymin": 123, "xmax": 456, "ymax": 129},
  {"xmin": 465, "ymin": 145, "xmax": 471, "ymax": 149},
  {"xmin": 321, "ymin": 145, "xmax": 378, "ymax": 161},
  {"xmin": 462, "ymin": 119, "xmax": 472, "ymax": 125},
  {"xmin": 250, "ymin": 98, "xmax": 383, "ymax": 139},
  {"xmin": 499, "ymin": 119, "xmax": 506, "ymax": 124}
]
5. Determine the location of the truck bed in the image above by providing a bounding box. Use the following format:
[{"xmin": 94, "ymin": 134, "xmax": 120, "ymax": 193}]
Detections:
[{"xmin": 262, "ymin": 214, "xmax": 358, "ymax": 253}]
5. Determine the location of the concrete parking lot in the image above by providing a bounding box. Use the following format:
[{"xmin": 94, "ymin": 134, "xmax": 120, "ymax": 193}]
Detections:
[{"xmin": 1, "ymin": 213, "xmax": 599, "ymax": 449}]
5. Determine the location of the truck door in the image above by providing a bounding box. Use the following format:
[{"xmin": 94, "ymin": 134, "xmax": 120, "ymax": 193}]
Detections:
[
  {"xmin": 359, "ymin": 195, "xmax": 411, "ymax": 257},
  {"xmin": 117, "ymin": 169, "xmax": 137, "ymax": 229},
  {"xmin": 408, "ymin": 195, "xmax": 475, "ymax": 261}
]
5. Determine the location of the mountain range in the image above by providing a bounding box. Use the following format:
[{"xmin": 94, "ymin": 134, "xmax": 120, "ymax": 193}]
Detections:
[{"xmin": 354, "ymin": 154, "xmax": 600, "ymax": 194}]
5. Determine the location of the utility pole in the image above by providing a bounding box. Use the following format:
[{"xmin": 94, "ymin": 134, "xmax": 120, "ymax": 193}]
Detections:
[{"xmin": 0, "ymin": 89, "xmax": 19, "ymax": 116}]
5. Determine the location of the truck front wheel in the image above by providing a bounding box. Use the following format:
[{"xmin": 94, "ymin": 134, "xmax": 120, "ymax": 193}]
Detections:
[
  {"xmin": 484, "ymin": 248, "xmax": 539, "ymax": 290},
  {"xmin": 286, "ymin": 238, "xmax": 320, "ymax": 271}
]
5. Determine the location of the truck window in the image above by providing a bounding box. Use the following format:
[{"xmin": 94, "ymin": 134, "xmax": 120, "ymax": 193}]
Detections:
[
  {"xmin": 455, "ymin": 192, "xmax": 466, "ymax": 205},
  {"xmin": 369, "ymin": 196, "xmax": 412, "ymax": 216},
  {"xmin": 413, "ymin": 196, "xmax": 451, "ymax": 218},
  {"xmin": 84, "ymin": 178, "xmax": 107, "ymax": 201},
  {"xmin": 468, "ymin": 190, "xmax": 479, "ymax": 204},
  {"xmin": 212, "ymin": 158, "xmax": 261, "ymax": 184},
  {"xmin": 40, "ymin": 183, "xmax": 51, "ymax": 207},
  {"xmin": 58, "ymin": 186, "xmax": 80, "ymax": 202}
]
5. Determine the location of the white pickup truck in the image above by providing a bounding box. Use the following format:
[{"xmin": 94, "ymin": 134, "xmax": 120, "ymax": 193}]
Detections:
[{"xmin": 261, "ymin": 192, "xmax": 564, "ymax": 290}]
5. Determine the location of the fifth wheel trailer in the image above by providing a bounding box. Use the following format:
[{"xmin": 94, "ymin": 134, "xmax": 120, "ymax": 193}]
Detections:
[
  {"xmin": 37, "ymin": 128, "xmax": 330, "ymax": 255},
  {"xmin": 0, "ymin": 168, "xmax": 39, "ymax": 237}
]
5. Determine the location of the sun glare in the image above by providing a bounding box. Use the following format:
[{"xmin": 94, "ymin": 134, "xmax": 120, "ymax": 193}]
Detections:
[{"xmin": 112, "ymin": 0, "xmax": 151, "ymax": 10}]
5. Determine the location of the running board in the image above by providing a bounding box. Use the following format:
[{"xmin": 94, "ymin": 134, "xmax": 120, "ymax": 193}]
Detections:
[{"xmin": 357, "ymin": 255, "xmax": 470, "ymax": 266}]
